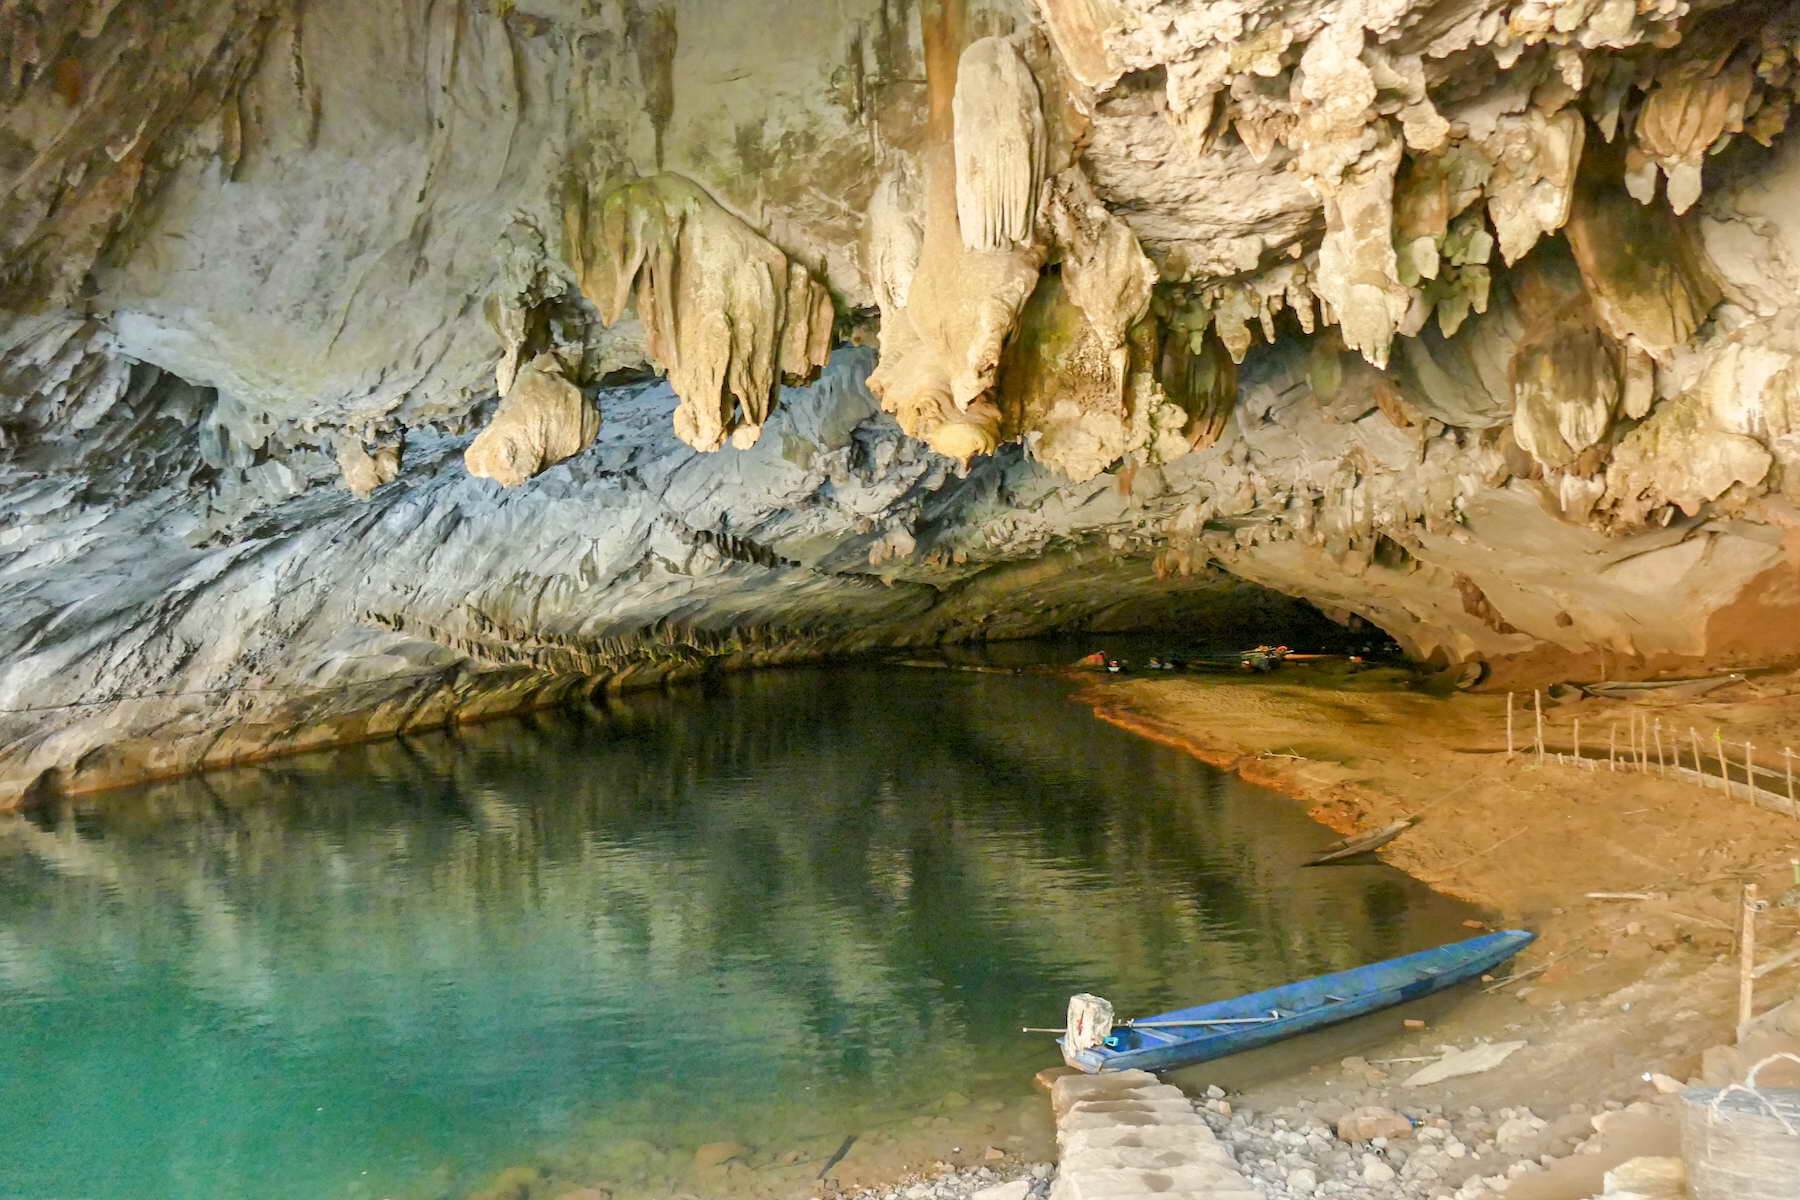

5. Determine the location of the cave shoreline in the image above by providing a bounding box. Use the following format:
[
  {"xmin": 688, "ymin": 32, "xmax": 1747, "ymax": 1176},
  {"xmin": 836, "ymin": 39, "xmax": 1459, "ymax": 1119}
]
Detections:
[
  {"xmin": 15, "ymin": 654, "xmax": 1799, "ymax": 1198},
  {"xmin": 1064, "ymin": 664, "xmax": 1800, "ymax": 1192}
]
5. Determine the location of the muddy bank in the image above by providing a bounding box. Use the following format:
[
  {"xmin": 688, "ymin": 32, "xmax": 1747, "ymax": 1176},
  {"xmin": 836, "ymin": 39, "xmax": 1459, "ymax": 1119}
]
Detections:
[{"xmin": 1070, "ymin": 663, "xmax": 1800, "ymax": 1196}]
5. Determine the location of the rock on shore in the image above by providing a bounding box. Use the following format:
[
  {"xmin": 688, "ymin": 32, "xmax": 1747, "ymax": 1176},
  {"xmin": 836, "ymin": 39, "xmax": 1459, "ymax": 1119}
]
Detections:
[{"xmin": 1196, "ymin": 1090, "xmax": 1657, "ymax": 1200}]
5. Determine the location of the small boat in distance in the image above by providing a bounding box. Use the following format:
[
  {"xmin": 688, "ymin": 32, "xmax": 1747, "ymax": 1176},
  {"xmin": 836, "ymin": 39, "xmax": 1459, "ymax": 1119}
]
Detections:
[
  {"xmin": 1057, "ymin": 930, "xmax": 1534, "ymax": 1074},
  {"xmin": 1305, "ymin": 816, "xmax": 1420, "ymax": 866}
]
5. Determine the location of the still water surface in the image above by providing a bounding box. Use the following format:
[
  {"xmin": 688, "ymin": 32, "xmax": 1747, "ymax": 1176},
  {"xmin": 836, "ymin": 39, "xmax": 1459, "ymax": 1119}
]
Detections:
[{"xmin": 0, "ymin": 666, "xmax": 1475, "ymax": 1200}]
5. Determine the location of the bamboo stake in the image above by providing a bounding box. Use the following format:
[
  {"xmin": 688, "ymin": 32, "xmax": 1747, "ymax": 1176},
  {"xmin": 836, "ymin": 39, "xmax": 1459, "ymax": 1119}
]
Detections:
[
  {"xmin": 1740, "ymin": 883, "xmax": 1760, "ymax": 1034},
  {"xmin": 1787, "ymin": 748, "xmax": 1796, "ymax": 820},
  {"xmin": 1746, "ymin": 741, "xmax": 1756, "ymax": 803},
  {"xmin": 1609, "ymin": 724, "xmax": 1617, "ymax": 772},
  {"xmin": 1506, "ymin": 692, "xmax": 1515, "ymax": 759},
  {"xmin": 1653, "ymin": 719, "xmax": 1665, "ymax": 777},
  {"xmin": 1629, "ymin": 715, "xmax": 1639, "ymax": 773},
  {"xmin": 1691, "ymin": 728, "xmax": 1704, "ymax": 780},
  {"xmin": 1640, "ymin": 714, "xmax": 1650, "ymax": 773},
  {"xmin": 1535, "ymin": 690, "xmax": 1545, "ymax": 767},
  {"xmin": 1716, "ymin": 729, "xmax": 1731, "ymax": 798}
]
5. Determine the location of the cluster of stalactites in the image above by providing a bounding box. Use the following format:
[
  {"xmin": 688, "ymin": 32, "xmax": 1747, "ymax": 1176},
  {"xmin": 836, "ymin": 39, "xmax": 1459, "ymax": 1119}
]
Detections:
[
  {"xmin": 866, "ymin": 34, "xmax": 1230, "ymax": 483},
  {"xmin": 563, "ymin": 172, "xmax": 835, "ymax": 455},
  {"xmin": 1040, "ymin": 0, "xmax": 1798, "ymax": 380},
  {"xmin": 1628, "ymin": 29, "xmax": 1795, "ymax": 214},
  {"xmin": 866, "ymin": 36, "xmax": 1049, "ymax": 466}
]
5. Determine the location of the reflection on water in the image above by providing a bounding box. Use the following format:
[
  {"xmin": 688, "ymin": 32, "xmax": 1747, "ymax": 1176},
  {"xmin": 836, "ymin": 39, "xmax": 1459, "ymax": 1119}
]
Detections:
[{"xmin": 0, "ymin": 667, "xmax": 1476, "ymax": 1200}]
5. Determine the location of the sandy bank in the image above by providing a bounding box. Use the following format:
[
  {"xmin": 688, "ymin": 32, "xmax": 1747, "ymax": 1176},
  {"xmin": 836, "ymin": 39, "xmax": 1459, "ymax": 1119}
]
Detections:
[{"xmin": 1068, "ymin": 663, "xmax": 1800, "ymax": 1196}]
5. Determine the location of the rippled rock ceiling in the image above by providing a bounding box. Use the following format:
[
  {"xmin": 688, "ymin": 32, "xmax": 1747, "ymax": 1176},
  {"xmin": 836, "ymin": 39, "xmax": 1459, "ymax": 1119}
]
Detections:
[{"xmin": 7, "ymin": 0, "xmax": 1800, "ymax": 801}]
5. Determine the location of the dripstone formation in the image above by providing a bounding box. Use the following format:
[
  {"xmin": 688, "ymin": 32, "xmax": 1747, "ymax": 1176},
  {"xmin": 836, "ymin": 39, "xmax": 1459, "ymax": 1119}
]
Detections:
[{"xmin": 6, "ymin": 0, "xmax": 1800, "ymax": 801}]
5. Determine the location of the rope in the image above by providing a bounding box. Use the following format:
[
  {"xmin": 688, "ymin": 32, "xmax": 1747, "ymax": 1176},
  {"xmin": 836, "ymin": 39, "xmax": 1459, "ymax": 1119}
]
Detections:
[{"xmin": 1706, "ymin": 1052, "xmax": 1800, "ymax": 1137}]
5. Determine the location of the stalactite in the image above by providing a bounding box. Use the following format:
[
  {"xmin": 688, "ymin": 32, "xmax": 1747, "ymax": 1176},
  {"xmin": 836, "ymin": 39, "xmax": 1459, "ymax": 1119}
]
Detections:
[
  {"xmin": 1159, "ymin": 328, "xmax": 1237, "ymax": 452},
  {"xmin": 1313, "ymin": 135, "xmax": 1410, "ymax": 369},
  {"xmin": 863, "ymin": 4, "xmax": 1044, "ymax": 465},
  {"xmin": 952, "ymin": 36, "xmax": 1046, "ymax": 253},
  {"xmin": 1042, "ymin": 167, "xmax": 1156, "ymax": 351},
  {"xmin": 1564, "ymin": 146, "xmax": 1722, "ymax": 357},
  {"xmin": 1510, "ymin": 324, "xmax": 1621, "ymax": 471},
  {"xmin": 563, "ymin": 172, "xmax": 834, "ymax": 452},
  {"xmin": 464, "ymin": 353, "xmax": 600, "ymax": 487},
  {"xmin": 1635, "ymin": 53, "xmax": 1757, "ymax": 213}
]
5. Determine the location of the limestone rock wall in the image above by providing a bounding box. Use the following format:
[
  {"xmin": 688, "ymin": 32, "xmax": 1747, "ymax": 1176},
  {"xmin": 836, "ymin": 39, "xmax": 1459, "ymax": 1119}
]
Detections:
[{"xmin": 0, "ymin": 349, "xmax": 1333, "ymax": 804}]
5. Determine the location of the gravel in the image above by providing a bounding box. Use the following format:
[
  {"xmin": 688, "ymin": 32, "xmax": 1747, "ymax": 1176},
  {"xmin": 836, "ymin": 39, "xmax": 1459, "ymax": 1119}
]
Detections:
[
  {"xmin": 828, "ymin": 1090, "xmax": 1632, "ymax": 1200},
  {"xmin": 829, "ymin": 1161, "xmax": 1056, "ymax": 1200},
  {"xmin": 1193, "ymin": 1093, "xmax": 1595, "ymax": 1200}
]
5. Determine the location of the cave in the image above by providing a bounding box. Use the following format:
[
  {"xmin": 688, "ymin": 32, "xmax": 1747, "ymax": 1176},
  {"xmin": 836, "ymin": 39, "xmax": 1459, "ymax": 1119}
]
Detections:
[{"xmin": 5, "ymin": 1, "xmax": 1800, "ymax": 1198}]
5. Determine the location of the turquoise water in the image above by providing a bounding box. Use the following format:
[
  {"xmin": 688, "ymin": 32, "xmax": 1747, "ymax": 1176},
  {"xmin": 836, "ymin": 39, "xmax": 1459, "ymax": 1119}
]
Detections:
[{"xmin": 0, "ymin": 666, "xmax": 1474, "ymax": 1200}]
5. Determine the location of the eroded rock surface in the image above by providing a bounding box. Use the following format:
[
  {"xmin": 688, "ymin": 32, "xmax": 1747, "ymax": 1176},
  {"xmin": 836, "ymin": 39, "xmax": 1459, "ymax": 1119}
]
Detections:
[
  {"xmin": 9, "ymin": 0, "xmax": 1800, "ymax": 799},
  {"xmin": 0, "ymin": 349, "xmax": 1331, "ymax": 802},
  {"xmin": 464, "ymin": 353, "xmax": 599, "ymax": 487},
  {"xmin": 564, "ymin": 172, "xmax": 834, "ymax": 452}
]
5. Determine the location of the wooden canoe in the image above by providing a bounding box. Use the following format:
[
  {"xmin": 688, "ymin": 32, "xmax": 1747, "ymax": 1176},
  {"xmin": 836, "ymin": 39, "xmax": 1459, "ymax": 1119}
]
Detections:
[
  {"xmin": 1305, "ymin": 817, "xmax": 1419, "ymax": 865},
  {"xmin": 1059, "ymin": 930, "xmax": 1535, "ymax": 1074}
]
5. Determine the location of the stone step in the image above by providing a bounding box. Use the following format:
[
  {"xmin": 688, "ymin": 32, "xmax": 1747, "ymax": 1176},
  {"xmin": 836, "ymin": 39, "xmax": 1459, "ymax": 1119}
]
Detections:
[
  {"xmin": 1059, "ymin": 1107, "xmax": 1210, "ymax": 1135},
  {"xmin": 1053, "ymin": 1180, "xmax": 1265, "ymax": 1200},
  {"xmin": 1062, "ymin": 1142, "xmax": 1239, "ymax": 1171},
  {"xmin": 1050, "ymin": 1069, "xmax": 1266, "ymax": 1199},
  {"xmin": 1064, "ymin": 1098, "xmax": 1209, "ymax": 1120},
  {"xmin": 1060, "ymin": 1145, "xmax": 1198, "ymax": 1172},
  {"xmin": 1061, "ymin": 1125, "xmax": 1227, "ymax": 1155},
  {"xmin": 1050, "ymin": 1070, "xmax": 1170, "ymax": 1115}
]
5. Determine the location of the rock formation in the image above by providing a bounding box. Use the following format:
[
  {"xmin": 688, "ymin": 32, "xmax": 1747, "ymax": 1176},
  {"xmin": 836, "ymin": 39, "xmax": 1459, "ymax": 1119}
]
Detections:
[
  {"xmin": 953, "ymin": 37, "xmax": 1048, "ymax": 254},
  {"xmin": 337, "ymin": 435, "xmax": 401, "ymax": 499},
  {"xmin": 864, "ymin": 25, "xmax": 1049, "ymax": 465},
  {"xmin": 563, "ymin": 172, "xmax": 834, "ymax": 452},
  {"xmin": 464, "ymin": 353, "xmax": 599, "ymax": 487},
  {"xmin": 10, "ymin": 0, "xmax": 1800, "ymax": 801}
]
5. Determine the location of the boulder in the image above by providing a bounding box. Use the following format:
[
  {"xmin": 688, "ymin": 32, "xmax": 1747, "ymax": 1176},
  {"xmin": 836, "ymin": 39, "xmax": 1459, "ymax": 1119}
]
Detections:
[{"xmin": 1337, "ymin": 1106, "xmax": 1414, "ymax": 1142}]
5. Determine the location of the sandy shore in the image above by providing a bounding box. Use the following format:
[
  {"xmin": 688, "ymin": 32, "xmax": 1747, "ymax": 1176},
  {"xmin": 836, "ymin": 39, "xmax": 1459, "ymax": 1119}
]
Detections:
[{"xmin": 1064, "ymin": 661, "xmax": 1800, "ymax": 1196}]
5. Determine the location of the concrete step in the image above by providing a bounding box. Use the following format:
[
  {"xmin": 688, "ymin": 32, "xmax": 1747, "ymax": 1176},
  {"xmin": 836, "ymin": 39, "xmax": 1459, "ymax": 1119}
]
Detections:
[{"xmin": 1050, "ymin": 1070, "xmax": 1265, "ymax": 1199}]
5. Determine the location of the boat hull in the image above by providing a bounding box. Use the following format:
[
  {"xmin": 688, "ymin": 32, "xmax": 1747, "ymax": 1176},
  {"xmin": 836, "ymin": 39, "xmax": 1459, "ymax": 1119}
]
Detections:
[{"xmin": 1060, "ymin": 930, "xmax": 1534, "ymax": 1074}]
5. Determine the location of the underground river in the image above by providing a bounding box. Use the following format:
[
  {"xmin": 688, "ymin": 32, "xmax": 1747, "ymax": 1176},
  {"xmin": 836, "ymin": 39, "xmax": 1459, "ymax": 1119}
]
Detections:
[{"xmin": 0, "ymin": 664, "xmax": 1479, "ymax": 1200}]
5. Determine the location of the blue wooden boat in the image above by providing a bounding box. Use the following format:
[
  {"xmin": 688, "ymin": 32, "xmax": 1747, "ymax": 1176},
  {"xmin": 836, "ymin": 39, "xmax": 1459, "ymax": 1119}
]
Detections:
[{"xmin": 1060, "ymin": 930, "xmax": 1534, "ymax": 1073}]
